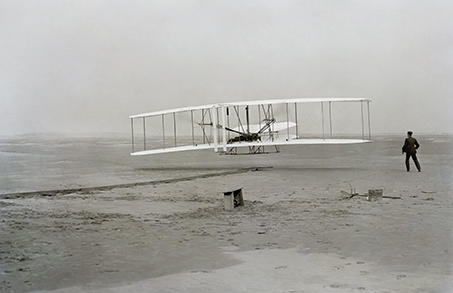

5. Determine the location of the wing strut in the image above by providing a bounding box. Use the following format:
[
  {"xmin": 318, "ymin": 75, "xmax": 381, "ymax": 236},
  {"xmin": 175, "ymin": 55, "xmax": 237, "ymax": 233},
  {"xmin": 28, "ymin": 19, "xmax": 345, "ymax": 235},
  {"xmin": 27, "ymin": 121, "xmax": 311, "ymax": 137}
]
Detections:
[
  {"xmin": 367, "ymin": 101, "xmax": 372, "ymax": 140},
  {"xmin": 131, "ymin": 118, "xmax": 134, "ymax": 153},
  {"xmin": 294, "ymin": 102, "xmax": 299, "ymax": 139},
  {"xmin": 191, "ymin": 110, "xmax": 195, "ymax": 146},
  {"xmin": 321, "ymin": 102, "xmax": 325, "ymax": 140},
  {"xmin": 361, "ymin": 100, "xmax": 364, "ymax": 140},
  {"xmin": 286, "ymin": 103, "xmax": 289, "ymax": 141},
  {"xmin": 246, "ymin": 106, "xmax": 250, "ymax": 134},
  {"xmin": 221, "ymin": 105, "xmax": 227, "ymax": 152},
  {"xmin": 329, "ymin": 101, "xmax": 333, "ymax": 138},
  {"xmin": 162, "ymin": 114, "xmax": 166, "ymax": 149},
  {"xmin": 143, "ymin": 117, "xmax": 146, "ymax": 150},
  {"xmin": 213, "ymin": 106, "xmax": 218, "ymax": 152},
  {"xmin": 173, "ymin": 113, "xmax": 177, "ymax": 147}
]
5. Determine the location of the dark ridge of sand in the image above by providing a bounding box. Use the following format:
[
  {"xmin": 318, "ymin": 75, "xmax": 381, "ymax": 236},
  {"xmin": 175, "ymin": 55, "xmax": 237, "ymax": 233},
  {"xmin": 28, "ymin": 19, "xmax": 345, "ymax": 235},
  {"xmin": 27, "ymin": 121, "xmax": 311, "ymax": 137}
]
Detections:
[{"xmin": 0, "ymin": 167, "xmax": 269, "ymax": 199}]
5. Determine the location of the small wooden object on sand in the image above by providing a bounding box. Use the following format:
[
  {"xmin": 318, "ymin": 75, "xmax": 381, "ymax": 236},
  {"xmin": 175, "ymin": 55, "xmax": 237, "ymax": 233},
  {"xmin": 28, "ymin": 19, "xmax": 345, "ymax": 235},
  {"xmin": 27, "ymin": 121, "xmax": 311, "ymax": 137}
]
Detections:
[
  {"xmin": 367, "ymin": 189, "xmax": 383, "ymax": 201},
  {"xmin": 223, "ymin": 188, "xmax": 244, "ymax": 210}
]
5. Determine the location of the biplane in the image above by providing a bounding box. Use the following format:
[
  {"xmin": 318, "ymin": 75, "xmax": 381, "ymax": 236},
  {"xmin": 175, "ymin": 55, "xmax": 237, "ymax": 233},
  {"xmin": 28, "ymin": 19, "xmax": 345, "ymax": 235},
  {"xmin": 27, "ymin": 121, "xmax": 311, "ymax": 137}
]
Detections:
[{"xmin": 129, "ymin": 97, "xmax": 372, "ymax": 155}]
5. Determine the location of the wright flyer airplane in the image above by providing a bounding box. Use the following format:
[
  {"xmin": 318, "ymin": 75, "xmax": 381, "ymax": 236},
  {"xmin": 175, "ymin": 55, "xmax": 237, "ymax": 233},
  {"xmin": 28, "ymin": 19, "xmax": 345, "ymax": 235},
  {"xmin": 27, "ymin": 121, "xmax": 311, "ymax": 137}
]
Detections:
[{"xmin": 129, "ymin": 97, "xmax": 372, "ymax": 156}]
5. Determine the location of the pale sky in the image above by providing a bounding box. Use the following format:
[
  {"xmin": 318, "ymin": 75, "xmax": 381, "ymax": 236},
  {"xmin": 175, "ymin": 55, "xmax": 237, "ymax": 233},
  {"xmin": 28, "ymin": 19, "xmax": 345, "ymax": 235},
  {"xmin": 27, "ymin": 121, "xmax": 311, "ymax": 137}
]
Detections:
[{"xmin": 1, "ymin": 0, "xmax": 452, "ymax": 136}]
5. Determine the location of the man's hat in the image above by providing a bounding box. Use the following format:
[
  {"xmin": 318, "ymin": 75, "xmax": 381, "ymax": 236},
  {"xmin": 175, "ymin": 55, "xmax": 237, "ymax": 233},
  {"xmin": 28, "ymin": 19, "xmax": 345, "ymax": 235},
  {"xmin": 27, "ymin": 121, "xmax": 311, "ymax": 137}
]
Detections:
[{"xmin": 407, "ymin": 131, "xmax": 413, "ymax": 135}]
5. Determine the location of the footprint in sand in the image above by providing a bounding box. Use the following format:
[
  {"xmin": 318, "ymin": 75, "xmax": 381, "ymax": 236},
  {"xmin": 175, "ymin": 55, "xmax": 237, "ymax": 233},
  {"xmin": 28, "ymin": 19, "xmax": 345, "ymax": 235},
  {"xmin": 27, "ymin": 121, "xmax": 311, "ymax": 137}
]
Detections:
[
  {"xmin": 396, "ymin": 274, "xmax": 406, "ymax": 280},
  {"xmin": 329, "ymin": 283, "xmax": 347, "ymax": 289}
]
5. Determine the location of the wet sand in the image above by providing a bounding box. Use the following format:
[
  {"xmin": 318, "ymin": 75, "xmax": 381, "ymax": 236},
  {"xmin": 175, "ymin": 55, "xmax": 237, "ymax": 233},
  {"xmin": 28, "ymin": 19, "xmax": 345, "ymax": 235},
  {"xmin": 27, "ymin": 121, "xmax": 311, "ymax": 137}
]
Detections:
[{"xmin": 1, "ymin": 135, "xmax": 452, "ymax": 292}]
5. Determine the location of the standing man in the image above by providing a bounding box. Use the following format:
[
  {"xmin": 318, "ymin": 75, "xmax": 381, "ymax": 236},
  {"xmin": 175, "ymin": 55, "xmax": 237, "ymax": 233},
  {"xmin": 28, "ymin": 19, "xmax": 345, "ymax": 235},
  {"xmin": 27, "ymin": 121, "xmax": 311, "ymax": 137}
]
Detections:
[{"xmin": 402, "ymin": 131, "xmax": 421, "ymax": 172}]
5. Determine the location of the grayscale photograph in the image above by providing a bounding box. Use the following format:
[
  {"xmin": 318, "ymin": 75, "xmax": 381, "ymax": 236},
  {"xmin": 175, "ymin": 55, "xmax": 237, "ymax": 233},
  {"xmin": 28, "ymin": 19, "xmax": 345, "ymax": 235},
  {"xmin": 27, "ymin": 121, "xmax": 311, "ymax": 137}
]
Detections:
[{"xmin": 1, "ymin": 1, "xmax": 452, "ymax": 292}]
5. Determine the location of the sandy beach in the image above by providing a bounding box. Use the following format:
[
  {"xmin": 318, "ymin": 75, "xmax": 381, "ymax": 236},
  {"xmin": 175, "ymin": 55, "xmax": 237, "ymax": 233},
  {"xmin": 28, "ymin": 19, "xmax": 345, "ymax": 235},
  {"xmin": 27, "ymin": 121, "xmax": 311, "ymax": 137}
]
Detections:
[{"xmin": 1, "ymin": 135, "xmax": 452, "ymax": 292}]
